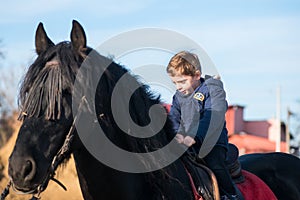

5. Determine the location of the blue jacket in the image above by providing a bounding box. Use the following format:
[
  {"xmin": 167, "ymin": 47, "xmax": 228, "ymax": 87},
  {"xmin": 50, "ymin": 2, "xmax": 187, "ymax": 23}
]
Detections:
[{"xmin": 169, "ymin": 76, "xmax": 229, "ymax": 153}]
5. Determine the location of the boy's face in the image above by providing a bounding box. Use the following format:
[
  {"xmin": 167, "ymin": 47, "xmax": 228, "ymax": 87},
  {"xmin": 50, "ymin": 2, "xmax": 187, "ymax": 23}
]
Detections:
[{"xmin": 169, "ymin": 71, "xmax": 201, "ymax": 95}]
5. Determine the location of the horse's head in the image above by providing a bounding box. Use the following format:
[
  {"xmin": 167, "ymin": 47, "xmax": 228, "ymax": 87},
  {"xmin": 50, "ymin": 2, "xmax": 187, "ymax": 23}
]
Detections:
[{"xmin": 8, "ymin": 20, "xmax": 89, "ymax": 194}]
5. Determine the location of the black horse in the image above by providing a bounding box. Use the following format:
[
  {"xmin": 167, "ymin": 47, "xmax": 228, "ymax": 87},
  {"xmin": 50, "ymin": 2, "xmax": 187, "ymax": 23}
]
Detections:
[
  {"xmin": 6, "ymin": 20, "xmax": 218, "ymax": 200},
  {"xmin": 5, "ymin": 20, "xmax": 300, "ymax": 200},
  {"xmin": 240, "ymin": 152, "xmax": 300, "ymax": 200}
]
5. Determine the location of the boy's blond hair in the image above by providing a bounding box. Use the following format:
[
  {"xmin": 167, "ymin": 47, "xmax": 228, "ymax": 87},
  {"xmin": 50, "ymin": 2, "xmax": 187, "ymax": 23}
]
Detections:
[{"xmin": 167, "ymin": 51, "xmax": 201, "ymax": 76}]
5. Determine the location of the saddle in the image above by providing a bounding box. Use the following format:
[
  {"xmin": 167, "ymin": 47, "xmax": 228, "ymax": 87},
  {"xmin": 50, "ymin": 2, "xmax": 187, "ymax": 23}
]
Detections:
[
  {"xmin": 181, "ymin": 143, "xmax": 244, "ymax": 200},
  {"xmin": 181, "ymin": 154, "xmax": 217, "ymax": 200}
]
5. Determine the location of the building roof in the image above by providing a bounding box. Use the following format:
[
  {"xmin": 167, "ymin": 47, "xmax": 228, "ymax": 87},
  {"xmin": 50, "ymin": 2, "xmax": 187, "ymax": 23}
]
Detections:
[
  {"xmin": 228, "ymin": 104, "xmax": 245, "ymax": 109},
  {"xmin": 229, "ymin": 133, "xmax": 286, "ymax": 154}
]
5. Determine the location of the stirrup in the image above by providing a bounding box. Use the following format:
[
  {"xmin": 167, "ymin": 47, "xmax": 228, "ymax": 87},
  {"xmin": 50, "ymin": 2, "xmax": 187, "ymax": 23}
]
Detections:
[{"xmin": 221, "ymin": 194, "xmax": 239, "ymax": 200}]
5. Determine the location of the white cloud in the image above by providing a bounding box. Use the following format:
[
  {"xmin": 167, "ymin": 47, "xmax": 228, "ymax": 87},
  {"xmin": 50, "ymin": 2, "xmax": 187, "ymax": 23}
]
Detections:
[
  {"xmin": 181, "ymin": 16, "xmax": 300, "ymax": 76},
  {"xmin": 0, "ymin": 0, "xmax": 154, "ymax": 24},
  {"xmin": 184, "ymin": 16, "xmax": 300, "ymax": 120},
  {"xmin": 0, "ymin": 0, "xmax": 74, "ymax": 23},
  {"xmin": 81, "ymin": 0, "xmax": 153, "ymax": 17}
]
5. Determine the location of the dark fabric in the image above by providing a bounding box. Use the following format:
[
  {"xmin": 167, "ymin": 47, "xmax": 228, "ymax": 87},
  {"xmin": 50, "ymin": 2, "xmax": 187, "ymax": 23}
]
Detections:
[
  {"xmin": 203, "ymin": 146, "xmax": 236, "ymax": 196},
  {"xmin": 169, "ymin": 77, "xmax": 228, "ymax": 149},
  {"xmin": 169, "ymin": 76, "xmax": 235, "ymax": 196},
  {"xmin": 181, "ymin": 154, "xmax": 215, "ymax": 200}
]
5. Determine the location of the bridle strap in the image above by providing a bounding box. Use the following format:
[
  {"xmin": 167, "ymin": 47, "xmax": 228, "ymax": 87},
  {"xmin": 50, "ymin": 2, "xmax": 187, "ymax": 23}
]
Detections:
[
  {"xmin": 32, "ymin": 96, "xmax": 88, "ymax": 199},
  {"xmin": 0, "ymin": 181, "xmax": 11, "ymax": 200},
  {"xmin": 1, "ymin": 96, "xmax": 88, "ymax": 200}
]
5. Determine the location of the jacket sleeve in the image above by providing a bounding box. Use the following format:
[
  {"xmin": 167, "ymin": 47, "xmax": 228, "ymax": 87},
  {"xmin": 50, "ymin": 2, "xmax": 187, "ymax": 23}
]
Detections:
[
  {"xmin": 169, "ymin": 95, "xmax": 184, "ymax": 135},
  {"xmin": 194, "ymin": 78, "xmax": 227, "ymax": 144}
]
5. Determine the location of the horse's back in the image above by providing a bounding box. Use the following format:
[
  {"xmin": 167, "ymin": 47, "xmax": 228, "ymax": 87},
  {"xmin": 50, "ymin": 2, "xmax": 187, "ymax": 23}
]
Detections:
[{"xmin": 239, "ymin": 152, "xmax": 300, "ymax": 200}]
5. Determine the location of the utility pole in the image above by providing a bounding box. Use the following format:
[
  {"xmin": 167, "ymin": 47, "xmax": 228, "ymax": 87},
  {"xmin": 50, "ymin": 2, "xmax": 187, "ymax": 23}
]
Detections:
[
  {"xmin": 276, "ymin": 86, "xmax": 281, "ymax": 152},
  {"xmin": 286, "ymin": 107, "xmax": 292, "ymax": 153}
]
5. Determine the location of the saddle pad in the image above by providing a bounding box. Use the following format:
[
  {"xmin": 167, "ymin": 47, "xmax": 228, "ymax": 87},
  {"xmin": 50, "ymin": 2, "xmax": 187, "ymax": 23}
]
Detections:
[{"xmin": 237, "ymin": 170, "xmax": 277, "ymax": 200}]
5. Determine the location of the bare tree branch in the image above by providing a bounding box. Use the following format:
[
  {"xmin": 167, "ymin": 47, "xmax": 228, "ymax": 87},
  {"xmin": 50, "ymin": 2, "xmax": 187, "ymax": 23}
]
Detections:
[
  {"xmin": 0, "ymin": 39, "xmax": 23, "ymax": 115},
  {"xmin": 0, "ymin": 39, "xmax": 4, "ymax": 59},
  {"xmin": 0, "ymin": 66, "xmax": 22, "ymax": 114}
]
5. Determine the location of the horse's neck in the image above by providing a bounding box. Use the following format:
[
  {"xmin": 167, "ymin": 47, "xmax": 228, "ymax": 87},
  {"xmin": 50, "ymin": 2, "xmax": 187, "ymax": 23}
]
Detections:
[{"xmin": 72, "ymin": 145, "xmax": 155, "ymax": 200}]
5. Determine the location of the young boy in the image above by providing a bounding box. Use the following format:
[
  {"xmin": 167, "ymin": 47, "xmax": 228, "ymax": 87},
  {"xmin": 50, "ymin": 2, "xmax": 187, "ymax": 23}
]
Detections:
[{"xmin": 166, "ymin": 51, "xmax": 238, "ymax": 200}]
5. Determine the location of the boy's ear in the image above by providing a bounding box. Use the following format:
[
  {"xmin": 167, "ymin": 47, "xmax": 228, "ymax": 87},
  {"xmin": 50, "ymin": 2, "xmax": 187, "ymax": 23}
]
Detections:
[{"xmin": 195, "ymin": 70, "xmax": 201, "ymax": 79}]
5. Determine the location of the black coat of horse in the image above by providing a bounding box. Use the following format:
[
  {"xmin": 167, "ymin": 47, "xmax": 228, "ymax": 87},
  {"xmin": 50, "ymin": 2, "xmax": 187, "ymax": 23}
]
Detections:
[
  {"xmin": 6, "ymin": 20, "xmax": 300, "ymax": 200},
  {"xmin": 240, "ymin": 152, "xmax": 300, "ymax": 200},
  {"xmin": 7, "ymin": 20, "xmax": 214, "ymax": 200}
]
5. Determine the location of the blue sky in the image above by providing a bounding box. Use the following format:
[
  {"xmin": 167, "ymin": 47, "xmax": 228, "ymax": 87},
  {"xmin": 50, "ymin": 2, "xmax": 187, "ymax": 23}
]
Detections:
[{"xmin": 1, "ymin": 0, "xmax": 300, "ymax": 134}]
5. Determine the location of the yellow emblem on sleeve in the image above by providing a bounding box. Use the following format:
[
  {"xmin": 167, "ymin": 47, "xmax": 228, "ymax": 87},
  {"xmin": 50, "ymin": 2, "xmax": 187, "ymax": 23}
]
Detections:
[{"xmin": 193, "ymin": 92, "xmax": 204, "ymax": 101}]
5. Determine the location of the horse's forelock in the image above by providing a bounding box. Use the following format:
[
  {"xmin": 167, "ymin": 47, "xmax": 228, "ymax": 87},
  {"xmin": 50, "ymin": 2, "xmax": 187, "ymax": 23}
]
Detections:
[{"xmin": 18, "ymin": 42, "xmax": 82, "ymax": 120}]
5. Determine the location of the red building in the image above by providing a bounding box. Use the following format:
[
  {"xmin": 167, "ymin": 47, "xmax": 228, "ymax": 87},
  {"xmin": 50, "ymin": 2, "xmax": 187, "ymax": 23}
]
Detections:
[{"xmin": 226, "ymin": 105, "xmax": 286, "ymax": 154}]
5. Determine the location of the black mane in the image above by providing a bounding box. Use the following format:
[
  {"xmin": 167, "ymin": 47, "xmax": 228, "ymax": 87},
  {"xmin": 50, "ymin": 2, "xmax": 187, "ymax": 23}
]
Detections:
[
  {"xmin": 18, "ymin": 40, "xmax": 174, "ymax": 155},
  {"xmin": 18, "ymin": 42, "xmax": 91, "ymax": 120},
  {"xmin": 81, "ymin": 49, "xmax": 174, "ymax": 154}
]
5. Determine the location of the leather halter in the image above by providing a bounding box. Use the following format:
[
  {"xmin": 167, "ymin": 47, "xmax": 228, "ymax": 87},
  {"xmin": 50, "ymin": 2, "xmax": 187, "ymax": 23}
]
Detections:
[{"xmin": 1, "ymin": 96, "xmax": 88, "ymax": 200}]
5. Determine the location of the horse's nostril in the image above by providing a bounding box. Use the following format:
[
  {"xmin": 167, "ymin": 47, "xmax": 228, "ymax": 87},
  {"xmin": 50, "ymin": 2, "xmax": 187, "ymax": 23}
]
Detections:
[
  {"xmin": 22, "ymin": 159, "xmax": 36, "ymax": 181},
  {"xmin": 24, "ymin": 160, "xmax": 33, "ymax": 176}
]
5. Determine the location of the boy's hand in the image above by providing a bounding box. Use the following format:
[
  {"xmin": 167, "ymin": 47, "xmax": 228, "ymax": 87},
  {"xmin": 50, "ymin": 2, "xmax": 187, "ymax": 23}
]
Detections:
[
  {"xmin": 175, "ymin": 134, "xmax": 184, "ymax": 143},
  {"xmin": 183, "ymin": 136, "xmax": 196, "ymax": 147},
  {"xmin": 175, "ymin": 134, "xmax": 196, "ymax": 147}
]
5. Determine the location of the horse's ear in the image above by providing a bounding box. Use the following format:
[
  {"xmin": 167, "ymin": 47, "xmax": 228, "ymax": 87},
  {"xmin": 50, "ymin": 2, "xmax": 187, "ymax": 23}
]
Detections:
[
  {"xmin": 71, "ymin": 20, "xmax": 86, "ymax": 52},
  {"xmin": 35, "ymin": 23, "xmax": 54, "ymax": 55}
]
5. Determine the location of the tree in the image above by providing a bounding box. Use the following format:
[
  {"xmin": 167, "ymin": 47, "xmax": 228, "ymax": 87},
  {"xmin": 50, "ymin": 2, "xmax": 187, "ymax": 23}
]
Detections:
[
  {"xmin": 0, "ymin": 39, "xmax": 20, "ymax": 148},
  {"xmin": 0, "ymin": 39, "xmax": 5, "ymax": 113},
  {"xmin": 0, "ymin": 39, "xmax": 20, "ymax": 115},
  {"xmin": 0, "ymin": 39, "xmax": 4, "ymax": 59}
]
